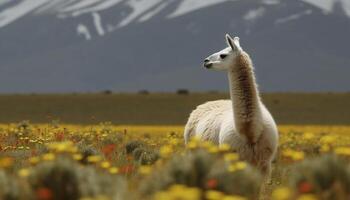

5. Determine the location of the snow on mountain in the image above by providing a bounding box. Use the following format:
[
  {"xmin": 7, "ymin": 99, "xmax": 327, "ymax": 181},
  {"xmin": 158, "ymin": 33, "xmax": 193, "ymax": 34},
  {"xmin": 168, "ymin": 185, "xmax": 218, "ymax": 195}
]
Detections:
[
  {"xmin": 0, "ymin": 0, "xmax": 236, "ymax": 29},
  {"xmin": 92, "ymin": 12, "xmax": 105, "ymax": 36},
  {"xmin": 244, "ymin": 7, "xmax": 266, "ymax": 22},
  {"xmin": 261, "ymin": 0, "xmax": 281, "ymax": 5},
  {"xmin": 167, "ymin": 0, "xmax": 231, "ymax": 18},
  {"xmin": 0, "ymin": 0, "xmax": 49, "ymax": 28},
  {"xmin": 58, "ymin": 0, "xmax": 123, "ymax": 17},
  {"xmin": 116, "ymin": 0, "xmax": 163, "ymax": 27},
  {"xmin": 275, "ymin": 9, "xmax": 313, "ymax": 25},
  {"xmin": 302, "ymin": 0, "xmax": 350, "ymax": 16},
  {"xmin": 138, "ymin": 1, "xmax": 169, "ymax": 22},
  {"xmin": 0, "ymin": 0, "xmax": 11, "ymax": 7},
  {"xmin": 1, "ymin": 0, "xmax": 349, "ymax": 30}
]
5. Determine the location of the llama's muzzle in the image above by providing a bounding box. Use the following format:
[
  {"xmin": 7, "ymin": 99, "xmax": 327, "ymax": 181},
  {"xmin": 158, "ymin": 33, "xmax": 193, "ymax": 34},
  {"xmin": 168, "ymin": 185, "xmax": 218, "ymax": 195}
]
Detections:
[{"xmin": 203, "ymin": 59, "xmax": 212, "ymax": 68}]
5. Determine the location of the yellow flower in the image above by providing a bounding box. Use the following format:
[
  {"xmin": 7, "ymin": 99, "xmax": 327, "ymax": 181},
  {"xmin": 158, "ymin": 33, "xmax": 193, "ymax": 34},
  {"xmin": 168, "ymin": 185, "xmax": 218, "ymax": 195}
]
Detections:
[
  {"xmin": 109, "ymin": 167, "xmax": 119, "ymax": 174},
  {"xmin": 292, "ymin": 152, "xmax": 305, "ymax": 161},
  {"xmin": 18, "ymin": 168, "xmax": 31, "ymax": 178},
  {"xmin": 42, "ymin": 153, "xmax": 55, "ymax": 161},
  {"xmin": 320, "ymin": 135, "xmax": 336, "ymax": 145},
  {"xmin": 206, "ymin": 190, "xmax": 224, "ymax": 200},
  {"xmin": 187, "ymin": 137, "xmax": 201, "ymax": 149},
  {"xmin": 176, "ymin": 187, "xmax": 201, "ymax": 200},
  {"xmin": 160, "ymin": 145, "xmax": 173, "ymax": 157},
  {"xmin": 153, "ymin": 184, "xmax": 201, "ymax": 200},
  {"xmin": 87, "ymin": 155, "xmax": 102, "ymax": 163},
  {"xmin": 170, "ymin": 138, "xmax": 180, "ymax": 146},
  {"xmin": 72, "ymin": 153, "xmax": 83, "ymax": 161},
  {"xmin": 100, "ymin": 161, "xmax": 111, "ymax": 169},
  {"xmin": 235, "ymin": 162, "xmax": 247, "ymax": 170},
  {"xmin": 168, "ymin": 184, "xmax": 186, "ymax": 191},
  {"xmin": 187, "ymin": 141, "xmax": 198, "ymax": 149},
  {"xmin": 296, "ymin": 194, "xmax": 317, "ymax": 200},
  {"xmin": 272, "ymin": 187, "xmax": 292, "ymax": 200},
  {"xmin": 334, "ymin": 147, "xmax": 350, "ymax": 156},
  {"xmin": 228, "ymin": 161, "xmax": 247, "ymax": 172},
  {"xmin": 223, "ymin": 195, "xmax": 247, "ymax": 200},
  {"xmin": 282, "ymin": 149, "xmax": 305, "ymax": 161},
  {"xmin": 219, "ymin": 144, "xmax": 231, "ymax": 152},
  {"xmin": 0, "ymin": 157, "xmax": 14, "ymax": 168},
  {"xmin": 48, "ymin": 141, "xmax": 78, "ymax": 153},
  {"xmin": 320, "ymin": 145, "xmax": 330, "ymax": 153},
  {"xmin": 29, "ymin": 156, "xmax": 40, "ymax": 165},
  {"xmin": 202, "ymin": 141, "xmax": 214, "ymax": 149},
  {"xmin": 139, "ymin": 166, "xmax": 152, "ymax": 175},
  {"xmin": 208, "ymin": 146, "xmax": 219, "ymax": 154},
  {"xmin": 224, "ymin": 153, "xmax": 239, "ymax": 162},
  {"xmin": 303, "ymin": 132, "xmax": 314, "ymax": 140}
]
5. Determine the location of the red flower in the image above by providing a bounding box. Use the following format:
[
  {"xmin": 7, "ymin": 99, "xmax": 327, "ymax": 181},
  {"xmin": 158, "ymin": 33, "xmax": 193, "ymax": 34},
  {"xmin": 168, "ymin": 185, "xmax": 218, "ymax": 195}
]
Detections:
[
  {"xmin": 120, "ymin": 165, "xmax": 134, "ymax": 174},
  {"xmin": 298, "ymin": 181, "xmax": 313, "ymax": 193},
  {"xmin": 36, "ymin": 187, "xmax": 53, "ymax": 200},
  {"xmin": 102, "ymin": 144, "xmax": 116, "ymax": 156},
  {"xmin": 206, "ymin": 179, "xmax": 218, "ymax": 189},
  {"xmin": 55, "ymin": 132, "xmax": 65, "ymax": 141}
]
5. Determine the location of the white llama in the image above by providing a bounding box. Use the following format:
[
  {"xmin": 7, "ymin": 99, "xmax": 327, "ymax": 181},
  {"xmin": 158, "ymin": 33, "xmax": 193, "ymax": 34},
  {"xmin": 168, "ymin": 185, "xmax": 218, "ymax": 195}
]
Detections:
[{"xmin": 184, "ymin": 34, "xmax": 278, "ymax": 176}]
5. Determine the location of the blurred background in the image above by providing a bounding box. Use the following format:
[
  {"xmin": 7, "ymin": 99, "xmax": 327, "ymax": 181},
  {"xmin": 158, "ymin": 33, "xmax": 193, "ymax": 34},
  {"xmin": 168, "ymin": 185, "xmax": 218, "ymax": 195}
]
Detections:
[{"xmin": 1, "ymin": 0, "xmax": 349, "ymax": 93}]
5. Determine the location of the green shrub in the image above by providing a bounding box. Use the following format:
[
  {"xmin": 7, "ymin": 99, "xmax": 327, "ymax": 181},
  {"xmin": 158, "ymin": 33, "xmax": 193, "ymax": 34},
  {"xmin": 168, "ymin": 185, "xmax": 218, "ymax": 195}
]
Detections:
[
  {"xmin": 291, "ymin": 154, "xmax": 350, "ymax": 199},
  {"xmin": 28, "ymin": 156, "xmax": 129, "ymax": 200},
  {"xmin": 0, "ymin": 169, "xmax": 31, "ymax": 200},
  {"xmin": 140, "ymin": 150, "xmax": 261, "ymax": 199}
]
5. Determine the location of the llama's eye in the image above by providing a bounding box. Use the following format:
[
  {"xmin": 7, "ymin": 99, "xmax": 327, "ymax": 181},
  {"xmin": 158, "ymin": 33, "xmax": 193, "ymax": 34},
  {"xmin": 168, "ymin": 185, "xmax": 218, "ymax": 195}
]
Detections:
[{"xmin": 220, "ymin": 54, "xmax": 228, "ymax": 59}]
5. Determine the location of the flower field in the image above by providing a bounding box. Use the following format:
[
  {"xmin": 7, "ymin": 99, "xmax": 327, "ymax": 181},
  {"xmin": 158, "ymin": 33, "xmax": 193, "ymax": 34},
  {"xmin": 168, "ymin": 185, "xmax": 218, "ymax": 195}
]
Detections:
[{"xmin": 1, "ymin": 122, "xmax": 350, "ymax": 200}]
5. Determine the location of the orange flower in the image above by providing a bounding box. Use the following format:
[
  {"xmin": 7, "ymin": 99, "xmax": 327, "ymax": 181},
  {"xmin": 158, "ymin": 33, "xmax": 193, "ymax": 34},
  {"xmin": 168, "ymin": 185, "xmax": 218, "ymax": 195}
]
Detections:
[
  {"xmin": 206, "ymin": 178, "xmax": 218, "ymax": 189},
  {"xmin": 298, "ymin": 182, "xmax": 313, "ymax": 193},
  {"xmin": 102, "ymin": 144, "xmax": 116, "ymax": 156},
  {"xmin": 36, "ymin": 187, "xmax": 53, "ymax": 200},
  {"xmin": 55, "ymin": 132, "xmax": 65, "ymax": 141},
  {"xmin": 120, "ymin": 164, "xmax": 134, "ymax": 174}
]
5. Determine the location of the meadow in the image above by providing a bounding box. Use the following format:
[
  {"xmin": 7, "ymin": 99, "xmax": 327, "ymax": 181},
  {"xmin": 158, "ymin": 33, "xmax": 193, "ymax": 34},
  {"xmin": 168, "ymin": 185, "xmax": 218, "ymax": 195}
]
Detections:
[
  {"xmin": 1, "ymin": 93, "xmax": 350, "ymax": 200},
  {"xmin": 0, "ymin": 93, "xmax": 349, "ymax": 124}
]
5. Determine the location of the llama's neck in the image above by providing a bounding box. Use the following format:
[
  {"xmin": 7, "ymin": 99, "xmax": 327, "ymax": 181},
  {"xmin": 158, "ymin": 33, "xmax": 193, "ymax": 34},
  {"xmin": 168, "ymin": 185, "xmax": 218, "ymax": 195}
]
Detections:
[{"xmin": 228, "ymin": 52, "xmax": 262, "ymax": 144}]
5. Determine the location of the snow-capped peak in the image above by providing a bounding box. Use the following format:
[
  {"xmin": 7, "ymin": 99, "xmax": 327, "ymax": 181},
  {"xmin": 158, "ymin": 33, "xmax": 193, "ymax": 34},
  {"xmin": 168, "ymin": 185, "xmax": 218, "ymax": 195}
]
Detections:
[
  {"xmin": 0, "ymin": 0, "xmax": 349, "ymax": 30},
  {"xmin": 301, "ymin": 0, "xmax": 350, "ymax": 16},
  {"xmin": 0, "ymin": 0, "xmax": 235, "ymax": 29}
]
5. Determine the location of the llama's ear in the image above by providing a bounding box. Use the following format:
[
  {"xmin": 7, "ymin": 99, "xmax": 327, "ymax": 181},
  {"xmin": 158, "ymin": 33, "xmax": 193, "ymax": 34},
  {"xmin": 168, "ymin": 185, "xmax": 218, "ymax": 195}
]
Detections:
[
  {"xmin": 225, "ymin": 34, "xmax": 241, "ymax": 51},
  {"xmin": 226, "ymin": 34, "xmax": 235, "ymax": 50}
]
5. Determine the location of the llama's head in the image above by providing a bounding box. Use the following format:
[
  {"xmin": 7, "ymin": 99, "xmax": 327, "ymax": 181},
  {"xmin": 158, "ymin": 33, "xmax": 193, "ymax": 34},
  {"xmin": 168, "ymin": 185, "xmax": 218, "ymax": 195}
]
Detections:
[{"xmin": 203, "ymin": 34, "xmax": 242, "ymax": 71}]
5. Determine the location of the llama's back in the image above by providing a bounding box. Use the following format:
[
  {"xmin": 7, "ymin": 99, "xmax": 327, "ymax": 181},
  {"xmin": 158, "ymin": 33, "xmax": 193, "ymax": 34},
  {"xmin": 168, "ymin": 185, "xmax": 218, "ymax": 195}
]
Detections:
[{"xmin": 184, "ymin": 100, "xmax": 232, "ymax": 144}]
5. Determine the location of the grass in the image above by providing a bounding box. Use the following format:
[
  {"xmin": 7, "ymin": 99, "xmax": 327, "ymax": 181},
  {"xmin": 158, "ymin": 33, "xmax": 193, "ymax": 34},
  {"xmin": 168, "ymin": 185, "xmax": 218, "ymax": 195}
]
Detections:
[{"xmin": 0, "ymin": 93, "xmax": 349, "ymax": 125}]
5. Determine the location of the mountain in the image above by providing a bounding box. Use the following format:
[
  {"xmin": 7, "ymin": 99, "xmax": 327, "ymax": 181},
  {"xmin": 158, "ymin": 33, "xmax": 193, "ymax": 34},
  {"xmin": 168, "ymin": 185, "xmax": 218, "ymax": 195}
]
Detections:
[{"xmin": 0, "ymin": 0, "xmax": 349, "ymax": 93}]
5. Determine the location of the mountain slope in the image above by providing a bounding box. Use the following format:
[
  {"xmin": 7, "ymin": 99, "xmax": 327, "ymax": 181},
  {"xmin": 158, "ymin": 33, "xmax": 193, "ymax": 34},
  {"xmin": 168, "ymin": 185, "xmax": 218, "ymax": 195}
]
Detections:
[{"xmin": 0, "ymin": 0, "xmax": 349, "ymax": 93}]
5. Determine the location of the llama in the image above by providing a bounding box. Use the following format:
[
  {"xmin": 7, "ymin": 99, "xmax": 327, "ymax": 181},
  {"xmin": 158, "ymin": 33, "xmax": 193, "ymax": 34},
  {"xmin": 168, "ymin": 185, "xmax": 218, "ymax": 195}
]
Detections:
[{"xmin": 184, "ymin": 34, "xmax": 278, "ymax": 176}]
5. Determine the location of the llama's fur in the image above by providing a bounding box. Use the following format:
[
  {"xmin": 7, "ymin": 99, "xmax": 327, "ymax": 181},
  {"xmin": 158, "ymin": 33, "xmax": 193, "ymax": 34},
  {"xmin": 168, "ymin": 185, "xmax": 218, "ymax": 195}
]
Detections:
[{"xmin": 184, "ymin": 34, "xmax": 278, "ymax": 176}]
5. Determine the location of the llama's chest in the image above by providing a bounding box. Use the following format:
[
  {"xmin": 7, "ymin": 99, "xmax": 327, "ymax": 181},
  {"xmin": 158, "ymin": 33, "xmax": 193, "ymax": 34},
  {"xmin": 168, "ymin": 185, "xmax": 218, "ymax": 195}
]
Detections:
[
  {"xmin": 219, "ymin": 125, "xmax": 276, "ymax": 165},
  {"xmin": 239, "ymin": 142, "xmax": 275, "ymax": 166}
]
